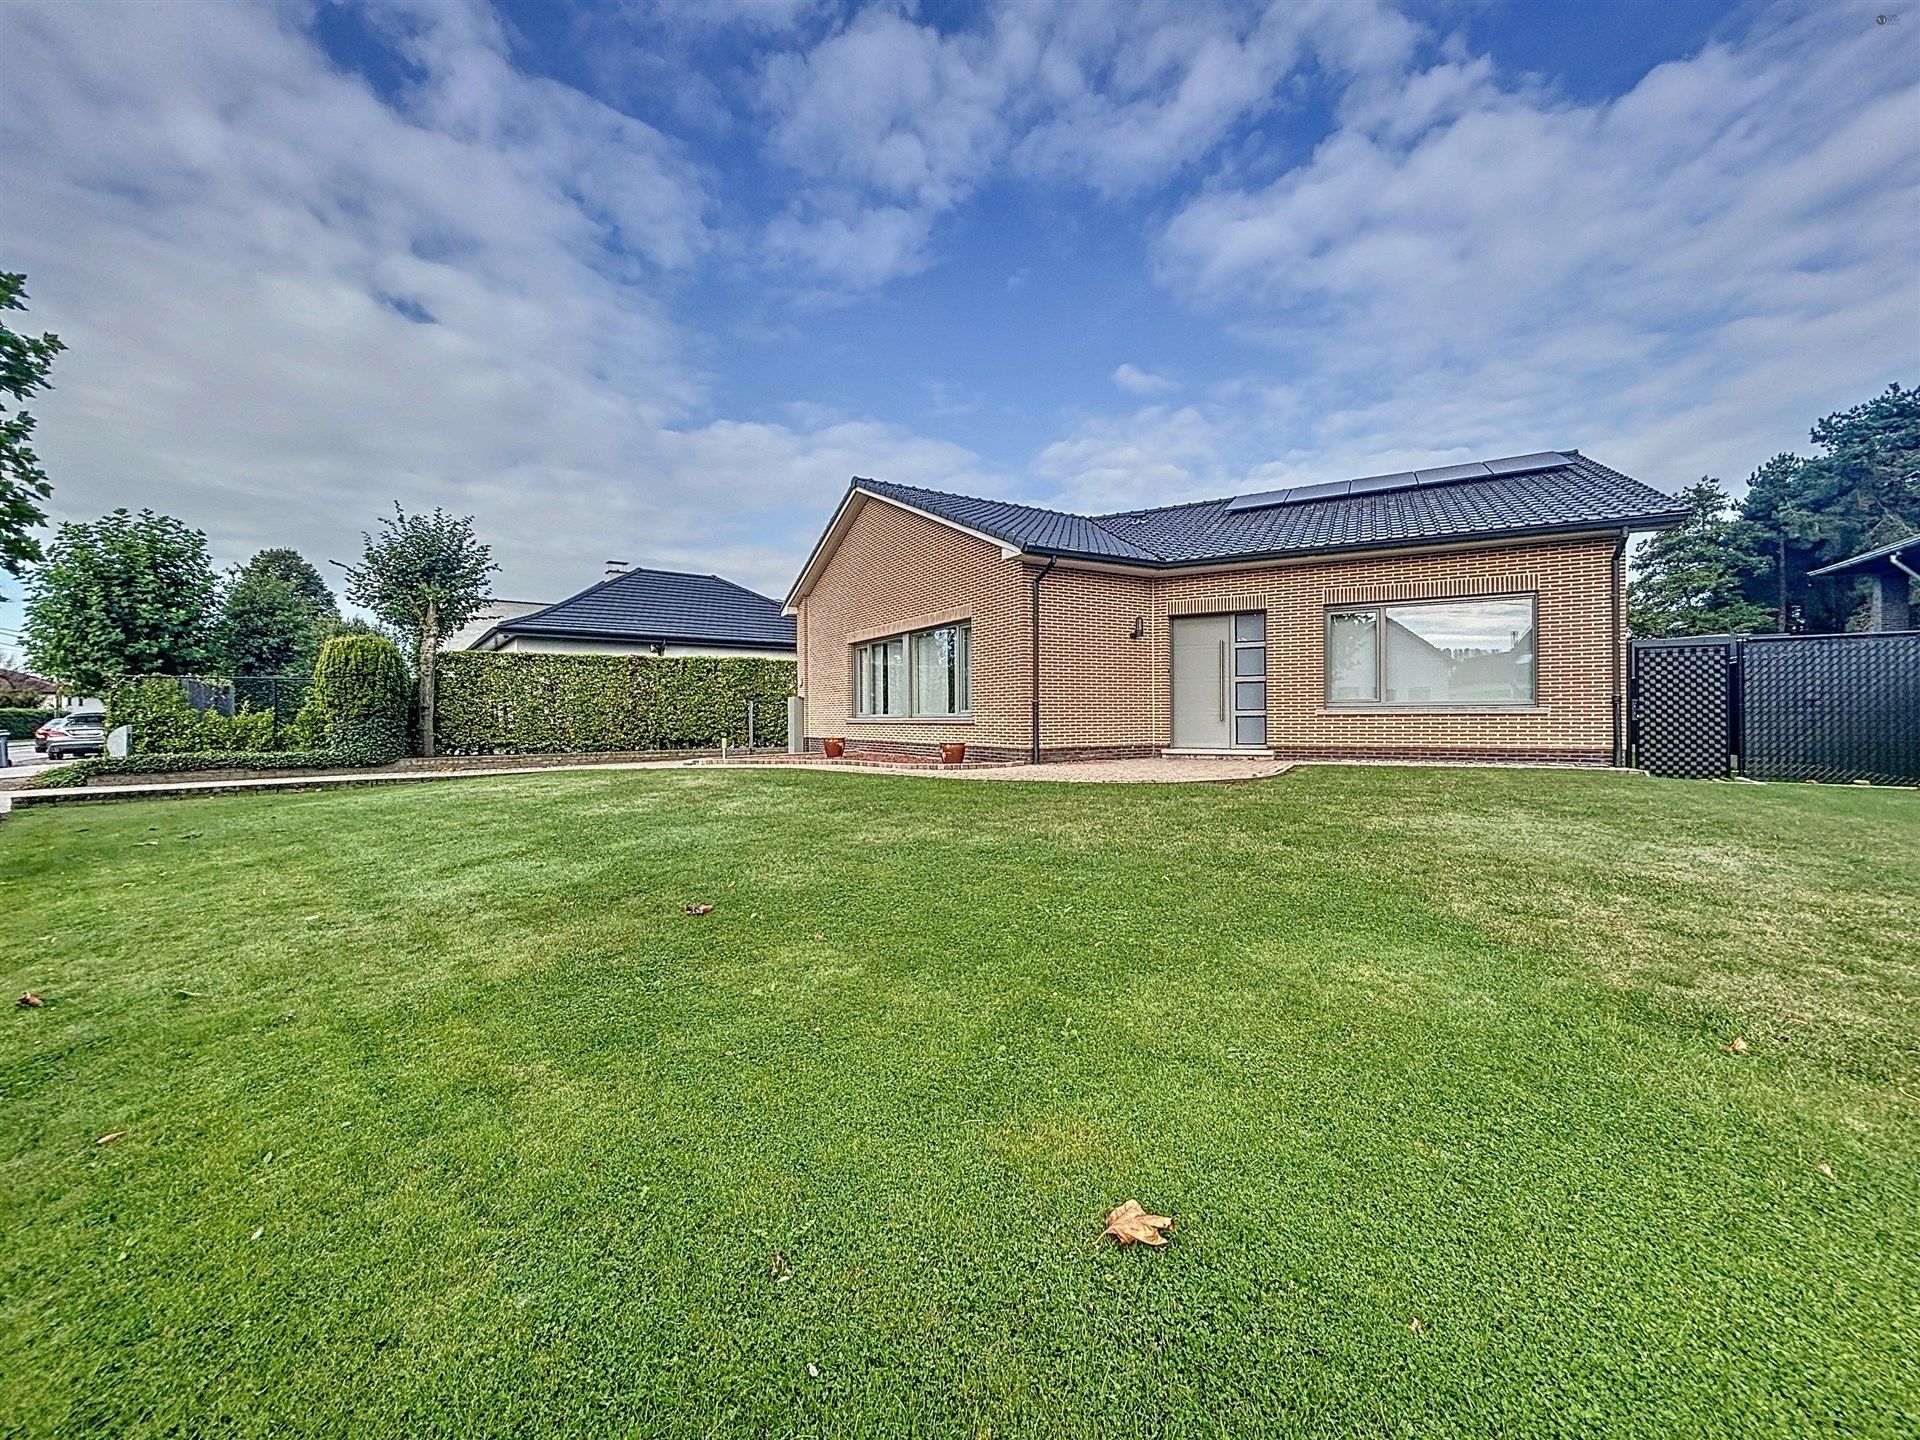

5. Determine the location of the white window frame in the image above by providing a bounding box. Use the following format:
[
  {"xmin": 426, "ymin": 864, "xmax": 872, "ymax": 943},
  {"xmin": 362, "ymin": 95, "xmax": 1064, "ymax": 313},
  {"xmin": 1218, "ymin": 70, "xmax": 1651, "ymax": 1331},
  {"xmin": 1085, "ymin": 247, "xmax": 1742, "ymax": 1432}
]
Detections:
[
  {"xmin": 1325, "ymin": 593, "xmax": 1538, "ymax": 709},
  {"xmin": 853, "ymin": 620, "xmax": 971, "ymax": 719}
]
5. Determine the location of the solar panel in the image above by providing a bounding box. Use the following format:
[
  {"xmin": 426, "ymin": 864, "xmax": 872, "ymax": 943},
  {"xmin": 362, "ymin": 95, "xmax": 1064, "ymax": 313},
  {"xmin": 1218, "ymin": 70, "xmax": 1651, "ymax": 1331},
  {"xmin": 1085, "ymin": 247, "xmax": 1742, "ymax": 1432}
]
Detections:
[
  {"xmin": 1412, "ymin": 462, "xmax": 1491, "ymax": 486},
  {"xmin": 1345, "ymin": 469, "xmax": 1417, "ymax": 496},
  {"xmin": 1224, "ymin": 453, "xmax": 1571, "ymax": 513},
  {"xmin": 1223, "ymin": 486, "xmax": 1297, "ymax": 513},
  {"xmin": 1286, "ymin": 479, "xmax": 1353, "ymax": 504},
  {"xmin": 1481, "ymin": 451, "xmax": 1569, "ymax": 477}
]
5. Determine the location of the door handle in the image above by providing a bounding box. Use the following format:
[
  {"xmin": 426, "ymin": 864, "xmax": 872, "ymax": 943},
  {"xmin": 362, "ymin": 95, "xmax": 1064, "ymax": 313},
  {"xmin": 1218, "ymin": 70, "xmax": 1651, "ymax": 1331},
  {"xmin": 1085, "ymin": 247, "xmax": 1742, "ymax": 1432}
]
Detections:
[{"xmin": 1219, "ymin": 640, "xmax": 1228, "ymax": 722}]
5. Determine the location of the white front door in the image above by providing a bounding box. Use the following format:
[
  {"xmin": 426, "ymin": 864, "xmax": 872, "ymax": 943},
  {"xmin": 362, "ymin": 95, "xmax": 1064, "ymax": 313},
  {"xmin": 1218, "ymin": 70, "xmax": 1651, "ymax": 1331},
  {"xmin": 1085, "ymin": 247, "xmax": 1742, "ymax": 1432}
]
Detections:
[{"xmin": 1171, "ymin": 612, "xmax": 1268, "ymax": 749}]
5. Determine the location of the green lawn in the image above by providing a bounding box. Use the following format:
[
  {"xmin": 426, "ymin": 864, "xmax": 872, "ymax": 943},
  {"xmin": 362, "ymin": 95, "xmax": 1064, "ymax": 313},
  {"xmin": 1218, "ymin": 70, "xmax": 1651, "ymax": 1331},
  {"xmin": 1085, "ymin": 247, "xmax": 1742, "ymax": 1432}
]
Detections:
[{"xmin": 3, "ymin": 766, "xmax": 1915, "ymax": 1438}]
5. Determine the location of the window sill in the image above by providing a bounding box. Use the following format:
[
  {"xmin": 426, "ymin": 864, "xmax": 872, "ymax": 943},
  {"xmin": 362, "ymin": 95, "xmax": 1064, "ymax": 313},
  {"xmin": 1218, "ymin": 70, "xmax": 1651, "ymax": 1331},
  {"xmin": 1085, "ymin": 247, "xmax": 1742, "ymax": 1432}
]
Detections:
[
  {"xmin": 849, "ymin": 715, "xmax": 974, "ymax": 725},
  {"xmin": 1322, "ymin": 706, "xmax": 1549, "ymax": 716}
]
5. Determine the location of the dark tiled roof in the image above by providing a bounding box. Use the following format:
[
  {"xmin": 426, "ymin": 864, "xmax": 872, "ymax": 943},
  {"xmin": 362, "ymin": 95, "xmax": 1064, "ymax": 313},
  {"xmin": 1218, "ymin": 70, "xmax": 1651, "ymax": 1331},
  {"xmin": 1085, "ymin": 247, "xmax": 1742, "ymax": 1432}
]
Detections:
[
  {"xmin": 856, "ymin": 478, "xmax": 1161, "ymax": 561},
  {"xmin": 496, "ymin": 568, "xmax": 796, "ymax": 650},
  {"xmin": 854, "ymin": 453, "xmax": 1686, "ymax": 568}
]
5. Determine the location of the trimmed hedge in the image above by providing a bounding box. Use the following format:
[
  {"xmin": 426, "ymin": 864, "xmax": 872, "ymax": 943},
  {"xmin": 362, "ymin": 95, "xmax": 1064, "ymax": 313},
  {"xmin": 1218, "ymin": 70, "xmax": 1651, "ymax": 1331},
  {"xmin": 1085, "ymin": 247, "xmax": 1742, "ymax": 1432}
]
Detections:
[
  {"xmin": 1, "ymin": 707, "xmax": 56, "ymax": 740},
  {"xmin": 30, "ymin": 739, "xmax": 397, "ymax": 789},
  {"xmin": 308, "ymin": 634, "xmax": 409, "ymax": 758},
  {"xmin": 434, "ymin": 652, "xmax": 795, "ymax": 755}
]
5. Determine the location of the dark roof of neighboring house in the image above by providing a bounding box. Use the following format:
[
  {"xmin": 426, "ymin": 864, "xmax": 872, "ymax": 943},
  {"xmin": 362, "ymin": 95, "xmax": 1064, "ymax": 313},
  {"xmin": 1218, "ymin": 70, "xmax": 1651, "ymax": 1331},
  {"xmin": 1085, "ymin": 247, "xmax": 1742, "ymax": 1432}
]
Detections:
[
  {"xmin": 489, "ymin": 567, "xmax": 796, "ymax": 651},
  {"xmin": 851, "ymin": 451, "xmax": 1687, "ymax": 571},
  {"xmin": 1808, "ymin": 533, "xmax": 1920, "ymax": 576},
  {"xmin": 0, "ymin": 666, "xmax": 55, "ymax": 693}
]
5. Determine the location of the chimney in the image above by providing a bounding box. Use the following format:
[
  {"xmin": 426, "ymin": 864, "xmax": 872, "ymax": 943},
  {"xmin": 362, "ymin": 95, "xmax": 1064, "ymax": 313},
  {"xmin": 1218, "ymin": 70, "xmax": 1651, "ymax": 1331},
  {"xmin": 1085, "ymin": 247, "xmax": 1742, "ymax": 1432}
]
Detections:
[{"xmin": 605, "ymin": 560, "xmax": 628, "ymax": 580}]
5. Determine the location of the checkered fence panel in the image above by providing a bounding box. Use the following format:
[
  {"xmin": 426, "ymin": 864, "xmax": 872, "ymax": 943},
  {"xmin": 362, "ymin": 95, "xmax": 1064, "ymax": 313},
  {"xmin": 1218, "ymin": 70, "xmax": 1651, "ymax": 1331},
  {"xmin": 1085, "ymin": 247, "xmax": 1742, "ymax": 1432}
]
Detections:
[
  {"xmin": 1741, "ymin": 632, "xmax": 1920, "ymax": 785},
  {"xmin": 1631, "ymin": 640, "xmax": 1734, "ymax": 779}
]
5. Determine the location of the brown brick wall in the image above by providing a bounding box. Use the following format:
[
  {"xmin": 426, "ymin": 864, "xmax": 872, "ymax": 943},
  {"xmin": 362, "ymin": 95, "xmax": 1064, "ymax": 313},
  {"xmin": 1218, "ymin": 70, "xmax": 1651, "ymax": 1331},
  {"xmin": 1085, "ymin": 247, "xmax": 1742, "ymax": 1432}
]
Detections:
[
  {"xmin": 797, "ymin": 497, "xmax": 1624, "ymax": 764},
  {"xmin": 797, "ymin": 498, "xmax": 1033, "ymax": 751}
]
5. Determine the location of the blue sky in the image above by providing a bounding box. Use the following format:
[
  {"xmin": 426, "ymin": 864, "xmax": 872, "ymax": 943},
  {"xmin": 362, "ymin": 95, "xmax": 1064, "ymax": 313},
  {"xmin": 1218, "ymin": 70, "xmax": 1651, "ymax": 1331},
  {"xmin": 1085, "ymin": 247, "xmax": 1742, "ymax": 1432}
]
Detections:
[{"xmin": 2, "ymin": 0, "xmax": 1916, "ymax": 653}]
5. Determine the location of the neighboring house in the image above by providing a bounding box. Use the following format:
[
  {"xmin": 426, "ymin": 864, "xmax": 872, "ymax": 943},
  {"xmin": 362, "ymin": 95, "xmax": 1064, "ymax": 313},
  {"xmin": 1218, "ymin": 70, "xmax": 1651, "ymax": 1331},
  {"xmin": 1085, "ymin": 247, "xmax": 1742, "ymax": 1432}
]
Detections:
[
  {"xmin": 783, "ymin": 450, "xmax": 1689, "ymax": 766},
  {"xmin": 448, "ymin": 600, "xmax": 551, "ymax": 651},
  {"xmin": 470, "ymin": 564, "xmax": 797, "ymax": 658},
  {"xmin": 1808, "ymin": 533, "xmax": 1918, "ymax": 632},
  {"xmin": 0, "ymin": 665, "xmax": 60, "ymax": 708}
]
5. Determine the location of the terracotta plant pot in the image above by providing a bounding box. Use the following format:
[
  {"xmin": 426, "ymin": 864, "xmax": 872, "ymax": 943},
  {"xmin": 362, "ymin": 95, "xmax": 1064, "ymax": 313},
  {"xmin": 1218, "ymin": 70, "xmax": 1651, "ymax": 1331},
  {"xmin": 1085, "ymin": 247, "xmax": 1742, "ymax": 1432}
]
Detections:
[
  {"xmin": 822, "ymin": 738, "xmax": 845, "ymax": 758},
  {"xmin": 940, "ymin": 742, "xmax": 967, "ymax": 764}
]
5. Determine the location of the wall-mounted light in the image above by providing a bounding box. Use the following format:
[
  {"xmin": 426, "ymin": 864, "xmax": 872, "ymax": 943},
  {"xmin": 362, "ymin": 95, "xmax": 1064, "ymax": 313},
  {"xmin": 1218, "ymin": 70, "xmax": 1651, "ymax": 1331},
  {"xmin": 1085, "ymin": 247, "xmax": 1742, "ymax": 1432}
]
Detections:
[
  {"xmin": 649, "ymin": 642, "xmax": 667, "ymax": 655},
  {"xmin": 1129, "ymin": 617, "xmax": 1146, "ymax": 640}
]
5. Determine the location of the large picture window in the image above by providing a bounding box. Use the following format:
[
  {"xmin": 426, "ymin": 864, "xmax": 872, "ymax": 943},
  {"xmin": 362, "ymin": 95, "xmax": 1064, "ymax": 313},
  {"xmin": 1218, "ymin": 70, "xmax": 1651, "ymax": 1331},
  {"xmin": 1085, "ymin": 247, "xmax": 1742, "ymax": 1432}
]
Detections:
[
  {"xmin": 855, "ymin": 621, "xmax": 970, "ymax": 718},
  {"xmin": 1326, "ymin": 595, "xmax": 1536, "ymax": 707}
]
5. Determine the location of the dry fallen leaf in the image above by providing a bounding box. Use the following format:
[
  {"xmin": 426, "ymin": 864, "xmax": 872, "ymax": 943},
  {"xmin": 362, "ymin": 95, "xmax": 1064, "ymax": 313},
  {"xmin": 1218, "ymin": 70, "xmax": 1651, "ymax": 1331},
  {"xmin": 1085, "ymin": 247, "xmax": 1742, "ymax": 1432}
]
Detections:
[
  {"xmin": 1409, "ymin": 1318, "xmax": 1427, "ymax": 1336},
  {"xmin": 1816, "ymin": 1162, "xmax": 1835, "ymax": 1179},
  {"xmin": 770, "ymin": 1251, "xmax": 793, "ymax": 1283},
  {"xmin": 95, "ymin": 1131, "xmax": 125, "ymax": 1147},
  {"xmin": 683, "ymin": 904, "xmax": 714, "ymax": 916},
  {"xmin": 1722, "ymin": 1037, "xmax": 1749, "ymax": 1055},
  {"xmin": 17, "ymin": 991, "xmax": 45, "ymax": 1009},
  {"xmin": 1103, "ymin": 1199, "xmax": 1174, "ymax": 1247}
]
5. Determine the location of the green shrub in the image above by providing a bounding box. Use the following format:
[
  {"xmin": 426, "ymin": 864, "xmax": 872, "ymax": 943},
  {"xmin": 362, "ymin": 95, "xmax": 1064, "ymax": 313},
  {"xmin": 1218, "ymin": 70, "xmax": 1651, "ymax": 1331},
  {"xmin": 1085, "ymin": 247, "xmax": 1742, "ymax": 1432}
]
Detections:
[
  {"xmin": 433, "ymin": 653, "xmax": 795, "ymax": 755},
  {"xmin": 107, "ymin": 678, "xmax": 201, "ymax": 753},
  {"xmin": 1, "ymin": 707, "xmax": 54, "ymax": 740},
  {"xmin": 36, "ymin": 646, "xmax": 409, "ymax": 787},
  {"xmin": 0, "ymin": 688, "xmax": 49, "ymax": 709},
  {"xmin": 30, "ymin": 739, "xmax": 397, "ymax": 789},
  {"xmin": 309, "ymin": 634, "xmax": 409, "ymax": 761},
  {"xmin": 106, "ymin": 678, "xmax": 284, "ymax": 755},
  {"xmin": 281, "ymin": 696, "xmax": 325, "ymax": 749}
]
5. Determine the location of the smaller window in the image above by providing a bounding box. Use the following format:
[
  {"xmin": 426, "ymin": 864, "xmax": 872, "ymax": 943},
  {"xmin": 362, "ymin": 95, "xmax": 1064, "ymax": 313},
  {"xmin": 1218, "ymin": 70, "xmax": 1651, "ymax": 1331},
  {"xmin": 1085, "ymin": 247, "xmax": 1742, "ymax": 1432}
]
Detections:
[
  {"xmin": 1234, "ymin": 613, "xmax": 1266, "ymax": 644},
  {"xmin": 1235, "ymin": 681, "xmax": 1266, "ymax": 711},
  {"xmin": 1235, "ymin": 715, "xmax": 1266, "ymax": 747}
]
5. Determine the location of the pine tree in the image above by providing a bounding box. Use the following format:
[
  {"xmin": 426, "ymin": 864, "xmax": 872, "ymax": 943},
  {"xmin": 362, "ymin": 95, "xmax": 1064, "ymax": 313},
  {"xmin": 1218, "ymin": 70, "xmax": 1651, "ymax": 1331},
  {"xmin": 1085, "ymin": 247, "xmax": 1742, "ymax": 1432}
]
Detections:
[{"xmin": 1628, "ymin": 480, "xmax": 1774, "ymax": 638}]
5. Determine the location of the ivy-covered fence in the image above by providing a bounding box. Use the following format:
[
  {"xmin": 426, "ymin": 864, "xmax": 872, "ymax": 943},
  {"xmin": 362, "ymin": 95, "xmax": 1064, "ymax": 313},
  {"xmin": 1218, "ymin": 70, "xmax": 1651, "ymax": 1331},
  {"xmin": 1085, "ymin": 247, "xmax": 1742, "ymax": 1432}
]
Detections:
[{"xmin": 434, "ymin": 652, "xmax": 796, "ymax": 755}]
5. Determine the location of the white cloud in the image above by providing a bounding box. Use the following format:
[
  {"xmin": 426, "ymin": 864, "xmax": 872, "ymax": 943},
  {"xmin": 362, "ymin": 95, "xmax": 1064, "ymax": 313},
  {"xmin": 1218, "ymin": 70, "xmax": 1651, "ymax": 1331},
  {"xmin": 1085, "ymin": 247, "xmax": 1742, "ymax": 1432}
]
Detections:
[
  {"xmin": 0, "ymin": 0, "xmax": 997, "ymax": 603},
  {"xmin": 1035, "ymin": 405, "xmax": 1228, "ymax": 513},
  {"xmin": 763, "ymin": 203, "xmax": 935, "ymax": 289},
  {"xmin": 1112, "ymin": 363, "xmax": 1180, "ymax": 396},
  {"xmin": 1151, "ymin": 4, "xmax": 1920, "ymax": 495},
  {"xmin": 1011, "ymin": 0, "xmax": 1419, "ymax": 195},
  {"xmin": 752, "ymin": 0, "xmax": 1425, "ymax": 289}
]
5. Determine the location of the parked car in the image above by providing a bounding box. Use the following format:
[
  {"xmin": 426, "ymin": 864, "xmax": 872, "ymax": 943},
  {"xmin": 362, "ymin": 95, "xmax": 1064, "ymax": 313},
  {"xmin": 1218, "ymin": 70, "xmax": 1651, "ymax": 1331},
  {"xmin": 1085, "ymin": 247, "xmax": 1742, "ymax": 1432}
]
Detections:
[{"xmin": 41, "ymin": 712, "xmax": 107, "ymax": 760}]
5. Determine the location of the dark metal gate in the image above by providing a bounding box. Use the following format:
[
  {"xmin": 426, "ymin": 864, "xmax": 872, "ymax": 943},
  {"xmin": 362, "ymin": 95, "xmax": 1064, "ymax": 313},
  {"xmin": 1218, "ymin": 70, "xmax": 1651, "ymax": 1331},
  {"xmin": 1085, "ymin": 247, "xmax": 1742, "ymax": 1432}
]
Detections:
[
  {"xmin": 1628, "ymin": 637, "xmax": 1737, "ymax": 779},
  {"xmin": 1630, "ymin": 631, "xmax": 1920, "ymax": 784}
]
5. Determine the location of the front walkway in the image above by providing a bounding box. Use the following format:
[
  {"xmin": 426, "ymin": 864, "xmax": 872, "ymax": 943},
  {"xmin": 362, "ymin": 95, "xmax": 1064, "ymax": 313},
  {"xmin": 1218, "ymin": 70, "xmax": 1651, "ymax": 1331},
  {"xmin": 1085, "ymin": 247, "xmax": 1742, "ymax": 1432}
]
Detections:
[
  {"xmin": 931, "ymin": 756, "xmax": 1291, "ymax": 783},
  {"xmin": 1, "ymin": 753, "xmax": 1292, "ymax": 811}
]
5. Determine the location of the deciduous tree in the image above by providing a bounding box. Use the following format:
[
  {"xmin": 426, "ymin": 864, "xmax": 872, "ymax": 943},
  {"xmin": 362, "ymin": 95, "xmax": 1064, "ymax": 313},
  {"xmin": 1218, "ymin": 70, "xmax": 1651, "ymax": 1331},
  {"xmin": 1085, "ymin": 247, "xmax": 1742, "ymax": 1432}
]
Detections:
[
  {"xmin": 343, "ymin": 505, "xmax": 495, "ymax": 756},
  {"xmin": 23, "ymin": 510, "xmax": 218, "ymax": 692},
  {"xmin": 215, "ymin": 548, "xmax": 339, "ymax": 676},
  {"xmin": 0, "ymin": 272, "xmax": 64, "ymax": 599}
]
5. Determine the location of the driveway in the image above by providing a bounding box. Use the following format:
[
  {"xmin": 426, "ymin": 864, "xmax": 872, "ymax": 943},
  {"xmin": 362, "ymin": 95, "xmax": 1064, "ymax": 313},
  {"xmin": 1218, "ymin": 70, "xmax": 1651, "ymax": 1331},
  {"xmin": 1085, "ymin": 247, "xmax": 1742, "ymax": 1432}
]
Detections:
[{"xmin": 0, "ymin": 744, "xmax": 72, "ymax": 789}]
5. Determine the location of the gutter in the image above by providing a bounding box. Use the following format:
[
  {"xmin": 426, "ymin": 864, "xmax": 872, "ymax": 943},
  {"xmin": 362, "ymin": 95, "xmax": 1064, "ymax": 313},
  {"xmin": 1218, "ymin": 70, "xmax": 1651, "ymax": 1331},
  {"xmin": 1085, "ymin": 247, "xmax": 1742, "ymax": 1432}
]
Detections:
[
  {"xmin": 488, "ymin": 626, "xmax": 797, "ymax": 652},
  {"xmin": 1030, "ymin": 555, "xmax": 1057, "ymax": 764},
  {"xmin": 994, "ymin": 511, "xmax": 1695, "ymax": 576},
  {"xmin": 1611, "ymin": 530, "xmax": 1627, "ymax": 767}
]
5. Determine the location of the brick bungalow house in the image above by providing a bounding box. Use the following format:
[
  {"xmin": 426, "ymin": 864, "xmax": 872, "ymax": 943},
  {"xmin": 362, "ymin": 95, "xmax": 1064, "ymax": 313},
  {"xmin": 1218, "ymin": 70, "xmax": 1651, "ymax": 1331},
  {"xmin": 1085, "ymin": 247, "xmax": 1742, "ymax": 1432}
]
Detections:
[{"xmin": 781, "ymin": 451, "xmax": 1688, "ymax": 766}]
